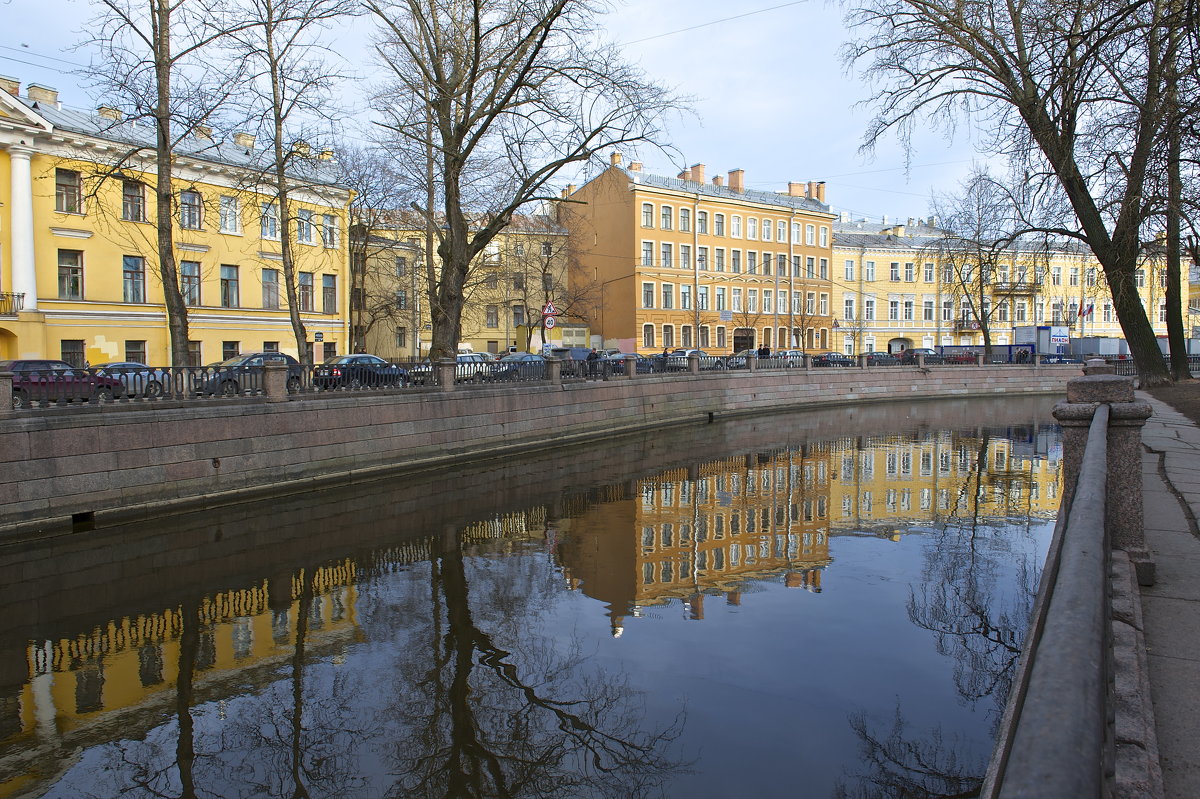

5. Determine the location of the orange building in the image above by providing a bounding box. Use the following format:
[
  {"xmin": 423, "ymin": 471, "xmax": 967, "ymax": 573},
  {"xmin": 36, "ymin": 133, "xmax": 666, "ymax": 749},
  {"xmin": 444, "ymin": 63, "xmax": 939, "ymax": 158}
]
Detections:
[{"xmin": 562, "ymin": 155, "xmax": 837, "ymax": 354}]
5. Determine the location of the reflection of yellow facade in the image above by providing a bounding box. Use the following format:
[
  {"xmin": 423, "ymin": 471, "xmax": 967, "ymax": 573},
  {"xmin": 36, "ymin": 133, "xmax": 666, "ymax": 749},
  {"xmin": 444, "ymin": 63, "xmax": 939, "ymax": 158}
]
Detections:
[
  {"xmin": 833, "ymin": 219, "xmax": 1184, "ymax": 355},
  {"xmin": 558, "ymin": 449, "xmax": 833, "ymax": 632},
  {"xmin": 0, "ymin": 562, "xmax": 360, "ymax": 797},
  {"xmin": 0, "ymin": 80, "xmax": 350, "ymax": 365}
]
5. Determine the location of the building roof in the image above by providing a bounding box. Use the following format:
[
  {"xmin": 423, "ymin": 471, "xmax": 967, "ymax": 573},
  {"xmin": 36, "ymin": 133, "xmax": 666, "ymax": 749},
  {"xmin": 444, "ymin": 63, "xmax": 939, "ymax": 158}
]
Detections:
[{"xmin": 624, "ymin": 169, "xmax": 832, "ymax": 215}]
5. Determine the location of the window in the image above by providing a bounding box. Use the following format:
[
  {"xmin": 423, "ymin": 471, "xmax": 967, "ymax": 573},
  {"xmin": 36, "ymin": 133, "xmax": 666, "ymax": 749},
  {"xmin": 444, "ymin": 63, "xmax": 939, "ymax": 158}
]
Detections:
[
  {"xmin": 1070, "ymin": 268, "xmax": 1079, "ymax": 287},
  {"xmin": 698, "ymin": 286, "xmax": 709, "ymax": 310},
  {"xmin": 296, "ymin": 209, "xmax": 314, "ymax": 244},
  {"xmin": 187, "ymin": 341, "xmax": 202, "ymax": 367},
  {"xmin": 807, "ymin": 293, "xmax": 816, "ymax": 314},
  {"xmin": 180, "ymin": 190, "xmax": 203, "ymax": 229},
  {"xmin": 680, "ymin": 244, "xmax": 691, "ymax": 269},
  {"xmin": 890, "ymin": 262, "xmax": 900, "ymax": 281},
  {"xmin": 845, "ymin": 259, "xmax": 855, "ymax": 281},
  {"xmin": 219, "ymin": 195, "xmax": 240, "ymax": 233},
  {"xmin": 642, "ymin": 203, "xmax": 654, "ymax": 227},
  {"xmin": 681, "ymin": 325, "xmax": 692, "ymax": 347},
  {"xmin": 1052, "ymin": 266, "xmax": 1062, "ymax": 286},
  {"xmin": 715, "ymin": 249, "xmax": 725, "ymax": 271},
  {"xmin": 541, "ymin": 241, "xmax": 552, "ymax": 257},
  {"xmin": 660, "ymin": 206, "xmax": 672, "ymax": 230},
  {"xmin": 923, "ymin": 300, "xmax": 934, "ymax": 321},
  {"xmin": 60, "ymin": 340, "xmax": 85, "ymax": 368},
  {"xmin": 322, "ymin": 214, "xmax": 339, "ymax": 247},
  {"xmin": 1103, "ymin": 302, "xmax": 1113, "ymax": 322},
  {"xmin": 792, "ymin": 290, "xmax": 801, "ymax": 313},
  {"xmin": 123, "ymin": 255, "xmax": 146, "ymax": 302},
  {"xmin": 731, "ymin": 250, "xmax": 741, "ymax": 273},
  {"xmin": 643, "ymin": 283, "xmax": 655, "ymax": 308},
  {"xmin": 761, "ymin": 252, "xmax": 771, "ymax": 275},
  {"xmin": 396, "ymin": 290, "xmax": 408, "ymax": 310},
  {"xmin": 679, "ymin": 208, "xmax": 690, "ymax": 232},
  {"xmin": 731, "ymin": 215, "xmax": 742, "ymax": 237},
  {"xmin": 322, "ymin": 275, "xmax": 337, "ymax": 313},
  {"xmin": 322, "ymin": 342, "xmax": 337, "ymax": 360},
  {"xmin": 698, "ymin": 246, "xmax": 709, "ymax": 270},
  {"xmin": 661, "ymin": 243, "xmax": 672, "ymax": 268},
  {"xmin": 778, "ymin": 221, "xmax": 787, "ymax": 242},
  {"xmin": 262, "ymin": 269, "xmax": 280, "ymax": 309},
  {"xmin": 512, "ymin": 274, "xmax": 525, "ymax": 290},
  {"xmin": 924, "ymin": 263, "xmax": 934, "ymax": 282},
  {"xmin": 125, "ymin": 340, "xmax": 147, "ymax": 363},
  {"xmin": 806, "ymin": 256, "xmax": 815, "ymax": 278},
  {"xmin": 943, "ymin": 299, "xmax": 954, "ymax": 321},
  {"xmin": 864, "ymin": 298, "xmax": 875, "ymax": 320},
  {"xmin": 220, "ymin": 265, "xmax": 239, "ymax": 307},
  {"xmin": 1016, "ymin": 301, "xmax": 1028, "ymax": 322},
  {"xmin": 699, "ymin": 326, "xmax": 710, "ymax": 348},
  {"xmin": 747, "ymin": 218, "xmax": 758, "ymax": 240},
  {"xmin": 819, "ymin": 226, "xmax": 828, "ymax": 247},
  {"xmin": 763, "ymin": 290, "xmax": 772, "ymax": 314},
  {"xmin": 662, "ymin": 283, "xmax": 674, "ymax": 309},
  {"xmin": 542, "ymin": 272, "xmax": 554, "ymax": 291},
  {"xmin": 717, "ymin": 327, "xmax": 727, "ymax": 348},
  {"xmin": 57, "ymin": 250, "xmax": 83, "ymax": 299},
  {"xmin": 844, "ymin": 297, "xmax": 855, "ymax": 320},
  {"xmin": 662, "ymin": 325, "xmax": 674, "ymax": 348},
  {"xmin": 513, "ymin": 305, "xmax": 526, "ymax": 327},
  {"xmin": 299, "ymin": 272, "xmax": 313, "ymax": 311},
  {"xmin": 732, "ymin": 288, "xmax": 742, "ymax": 312},
  {"xmin": 747, "ymin": 289, "xmax": 758, "ymax": 313},
  {"xmin": 261, "ymin": 203, "xmax": 279, "ymax": 239},
  {"xmin": 903, "ymin": 300, "xmax": 913, "ymax": 320},
  {"xmin": 396, "ymin": 256, "xmax": 408, "ymax": 277},
  {"xmin": 222, "ymin": 341, "xmax": 240, "ymax": 360},
  {"xmin": 805, "ymin": 224, "xmax": 815, "ymax": 245},
  {"xmin": 122, "ymin": 180, "xmax": 146, "ymax": 222},
  {"xmin": 680, "ymin": 284, "xmax": 692, "ymax": 311},
  {"xmin": 180, "ymin": 261, "xmax": 200, "ymax": 306},
  {"xmin": 486, "ymin": 305, "xmax": 499, "ymax": 327},
  {"xmin": 1135, "ymin": 269, "xmax": 1145, "ymax": 287},
  {"xmin": 716, "ymin": 287, "xmax": 726, "ymax": 311},
  {"xmin": 395, "ymin": 327, "xmax": 407, "ymax": 349},
  {"xmin": 641, "ymin": 241, "xmax": 654, "ymax": 267},
  {"xmin": 56, "ymin": 169, "xmax": 82, "ymax": 213},
  {"xmin": 820, "ymin": 258, "xmax": 828, "ymax": 279},
  {"xmin": 697, "ymin": 211, "xmax": 708, "ymax": 234},
  {"xmin": 714, "ymin": 214, "xmax": 725, "ymax": 236},
  {"xmin": 643, "ymin": 324, "xmax": 655, "ymax": 348},
  {"xmin": 904, "ymin": 262, "xmax": 914, "ymax": 281},
  {"xmin": 761, "ymin": 219, "xmax": 772, "ymax": 241},
  {"xmin": 820, "ymin": 294, "xmax": 829, "ymax": 315}
]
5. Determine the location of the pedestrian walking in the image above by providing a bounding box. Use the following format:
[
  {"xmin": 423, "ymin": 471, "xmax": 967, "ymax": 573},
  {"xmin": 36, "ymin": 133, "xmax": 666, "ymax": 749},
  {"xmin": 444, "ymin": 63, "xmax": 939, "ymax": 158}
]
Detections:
[{"xmin": 586, "ymin": 347, "xmax": 600, "ymax": 378}]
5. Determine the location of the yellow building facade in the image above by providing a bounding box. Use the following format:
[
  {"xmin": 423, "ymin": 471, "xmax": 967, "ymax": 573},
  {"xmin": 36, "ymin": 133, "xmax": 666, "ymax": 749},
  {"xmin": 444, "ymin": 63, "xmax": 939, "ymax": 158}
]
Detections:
[
  {"xmin": 832, "ymin": 218, "xmax": 1183, "ymax": 355},
  {"xmin": 0, "ymin": 80, "xmax": 351, "ymax": 366},
  {"xmin": 563, "ymin": 155, "xmax": 838, "ymax": 354}
]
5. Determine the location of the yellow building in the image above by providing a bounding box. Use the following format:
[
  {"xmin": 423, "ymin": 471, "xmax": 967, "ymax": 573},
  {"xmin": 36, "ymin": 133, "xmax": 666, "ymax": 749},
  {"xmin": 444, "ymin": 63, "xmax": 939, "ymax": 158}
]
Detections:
[
  {"xmin": 832, "ymin": 217, "xmax": 1184, "ymax": 355},
  {"xmin": 362, "ymin": 212, "xmax": 573, "ymax": 356},
  {"xmin": 0, "ymin": 79, "xmax": 351, "ymax": 366},
  {"xmin": 563, "ymin": 155, "xmax": 838, "ymax": 354}
]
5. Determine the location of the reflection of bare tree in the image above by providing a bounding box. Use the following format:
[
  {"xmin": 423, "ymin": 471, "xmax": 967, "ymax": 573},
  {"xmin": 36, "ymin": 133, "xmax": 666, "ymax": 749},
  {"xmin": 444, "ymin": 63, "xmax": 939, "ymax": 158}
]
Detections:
[
  {"xmin": 384, "ymin": 533, "xmax": 686, "ymax": 799},
  {"xmin": 836, "ymin": 431, "xmax": 1042, "ymax": 799}
]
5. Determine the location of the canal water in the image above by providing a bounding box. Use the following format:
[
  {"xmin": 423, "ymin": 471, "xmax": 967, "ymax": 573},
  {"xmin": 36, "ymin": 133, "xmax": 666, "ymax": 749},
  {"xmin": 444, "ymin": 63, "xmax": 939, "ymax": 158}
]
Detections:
[{"xmin": 0, "ymin": 396, "xmax": 1061, "ymax": 798}]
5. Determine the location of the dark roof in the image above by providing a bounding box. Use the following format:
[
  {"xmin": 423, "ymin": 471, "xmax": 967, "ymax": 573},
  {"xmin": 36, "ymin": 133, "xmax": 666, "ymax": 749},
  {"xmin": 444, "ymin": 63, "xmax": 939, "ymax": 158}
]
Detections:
[{"xmin": 625, "ymin": 169, "xmax": 832, "ymax": 215}]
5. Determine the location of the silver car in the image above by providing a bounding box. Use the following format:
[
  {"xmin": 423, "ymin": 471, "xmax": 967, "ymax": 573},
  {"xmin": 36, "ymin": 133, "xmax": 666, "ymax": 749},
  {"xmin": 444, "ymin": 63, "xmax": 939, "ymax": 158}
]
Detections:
[{"xmin": 93, "ymin": 361, "xmax": 173, "ymax": 397}]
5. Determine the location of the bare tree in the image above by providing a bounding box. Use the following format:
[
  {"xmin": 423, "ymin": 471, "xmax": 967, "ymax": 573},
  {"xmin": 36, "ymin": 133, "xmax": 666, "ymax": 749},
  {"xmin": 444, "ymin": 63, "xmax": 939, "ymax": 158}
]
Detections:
[
  {"xmin": 87, "ymin": 0, "xmax": 256, "ymax": 365},
  {"xmin": 227, "ymin": 0, "xmax": 359, "ymax": 364},
  {"xmin": 846, "ymin": 0, "xmax": 1178, "ymax": 383},
  {"xmin": 366, "ymin": 0, "xmax": 682, "ymax": 359}
]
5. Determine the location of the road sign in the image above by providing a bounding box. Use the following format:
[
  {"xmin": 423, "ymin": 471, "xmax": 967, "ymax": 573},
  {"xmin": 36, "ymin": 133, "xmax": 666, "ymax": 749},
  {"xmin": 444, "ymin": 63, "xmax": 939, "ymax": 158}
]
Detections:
[
  {"xmin": 1050, "ymin": 326, "xmax": 1069, "ymax": 345},
  {"xmin": 544, "ymin": 316, "xmax": 557, "ymax": 329},
  {"xmin": 314, "ymin": 332, "xmax": 324, "ymax": 342},
  {"xmin": 542, "ymin": 301, "xmax": 559, "ymax": 316}
]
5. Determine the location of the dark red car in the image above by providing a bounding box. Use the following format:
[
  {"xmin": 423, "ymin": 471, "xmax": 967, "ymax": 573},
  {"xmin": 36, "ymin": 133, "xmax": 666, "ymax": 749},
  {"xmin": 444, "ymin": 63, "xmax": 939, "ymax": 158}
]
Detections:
[{"xmin": 1, "ymin": 359, "xmax": 124, "ymax": 409}]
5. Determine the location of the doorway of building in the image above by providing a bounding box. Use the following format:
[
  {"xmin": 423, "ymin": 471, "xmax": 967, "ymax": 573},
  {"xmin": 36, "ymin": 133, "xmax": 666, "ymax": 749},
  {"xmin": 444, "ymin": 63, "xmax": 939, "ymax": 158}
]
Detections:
[
  {"xmin": 732, "ymin": 328, "xmax": 755, "ymax": 353},
  {"xmin": 888, "ymin": 338, "xmax": 913, "ymax": 354}
]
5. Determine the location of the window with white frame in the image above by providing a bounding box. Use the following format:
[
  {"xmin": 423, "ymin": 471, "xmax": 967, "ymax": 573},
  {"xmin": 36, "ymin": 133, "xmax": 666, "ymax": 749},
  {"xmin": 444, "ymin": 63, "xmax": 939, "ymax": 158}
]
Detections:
[
  {"xmin": 923, "ymin": 300, "xmax": 934, "ymax": 320},
  {"xmin": 865, "ymin": 261, "xmax": 876, "ymax": 281},
  {"xmin": 806, "ymin": 256, "xmax": 815, "ymax": 278},
  {"xmin": 641, "ymin": 241, "xmax": 654, "ymax": 266},
  {"xmin": 261, "ymin": 203, "xmax": 279, "ymax": 239},
  {"xmin": 698, "ymin": 286, "xmax": 709, "ymax": 309},
  {"xmin": 806, "ymin": 292, "xmax": 816, "ymax": 314},
  {"xmin": 680, "ymin": 244, "xmax": 691, "ymax": 269},
  {"xmin": 322, "ymin": 214, "xmax": 339, "ymax": 247},
  {"xmin": 761, "ymin": 219, "xmax": 771, "ymax": 241},
  {"xmin": 643, "ymin": 324, "xmax": 655, "ymax": 347},
  {"xmin": 698, "ymin": 246, "xmax": 709, "ymax": 270},
  {"xmin": 660, "ymin": 206, "xmax": 672, "ymax": 230},
  {"xmin": 845, "ymin": 259, "xmax": 855, "ymax": 280},
  {"xmin": 792, "ymin": 290, "xmax": 801, "ymax": 313},
  {"xmin": 731, "ymin": 215, "xmax": 742, "ymax": 237},
  {"xmin": 715, "ymin": 248, "xmax": 725, "ymax": 271},
  {"xmin": 731, "ymin": 250, "xmax": 741, "ymax": 273},
  {"xmin": 819, "ymin": 226, "xmax": 828, "ymax": 247},
  {"xmin": 747, "ymin": 218, "xmax": 758, "ymax": 240},
  {"xmin": 924, "ymin": 263, "xmax": 934, "ymax": 282},
  {"xmin": 820, "ymin": 258, "xmax": 828, "ymax": 279},
  {"xmin": 662, "ymin": 325, "xmax": 674, "ymax": 348},
  {"xmin": 681, "ymin": 285, "xmax": 691, "ymax": 310},
  {"xmin": 661, "ymin": 243, "xmax": 673, "ymax": 267},
  {"xmin": 661, "ymin": 283, "xmax": 674, "ymax": 309},
  {"xmin": 778, "ymin": 221, "xmax": 787, "ymax": 241},
  {"xmin": 679, "ymin": 207, "xmax": 690, "ymax": 232},
  {"xmin": 805, "ymin": 224, "xmax": 815, "ymax": 245},
  {"xmin": 642, "ymin": 282, "xmax": 654, "ymax": 308},
  {"xmin": 844, "ymin": 297, "xmax": 855, "ymax": 320},
  {"xmin": 219, "ymin": 195, "xmax": 241, "ymax": 233},
  {"xmin": 890, "ymin": 262, "xmax": 900, "ymax": 281},
  {"xmin": 1016, "ymin": 301, "xmax": 1027, "ymax": 322},
  {"xmin": 714, "ymin": 213, "xmax": 725, "ymax": 235},
  {"xmin": 180, "ymin": 190, "xmax": 203, "ymax": 229},
  {"xmin": 697, "ymin": 211, "xmax": 708, "ymax": 234},
  {"xmin": 820, "ymin": 294, "xmax": 828, "ymax": 315},
  {"xmin": 747, "ymin": 289, "xmax": 758, "ymax": 313},
  {"xmin": 642, "ymin": 203, "xmax": 654, "ymax": 227},
  {"xmin": 716, "ymin": 287, "xmax": 726, "ymax": 310},
  {"xmin": 864, "ymin": 298, "xmax": 875, "ymax": 320},
  {"xmin": 732, "ymin": 288, "xmax": 742, "ymax": 312},
  {"xmin": 296, "ymin": 209, "xmax": 314, "ymax": 244}
]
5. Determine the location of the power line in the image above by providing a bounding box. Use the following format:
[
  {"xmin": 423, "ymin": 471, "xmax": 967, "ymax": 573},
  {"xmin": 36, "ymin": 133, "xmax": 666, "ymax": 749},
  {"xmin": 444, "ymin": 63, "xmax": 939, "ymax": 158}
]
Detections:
[
  {"xmin": 0, "ymin": 44, "xmax": 87, "ymax": 68},
  {"xmin": 621, "ymin": 1, "xmax": 807, "ymax": 46}
]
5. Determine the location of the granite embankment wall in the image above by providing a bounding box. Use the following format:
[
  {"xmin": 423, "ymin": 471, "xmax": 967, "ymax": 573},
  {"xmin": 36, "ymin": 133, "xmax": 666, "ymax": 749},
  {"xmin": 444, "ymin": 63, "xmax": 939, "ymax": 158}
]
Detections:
[{"xmin": 0, "ymin": 365, "xmax": 1076, "ymax": 534}]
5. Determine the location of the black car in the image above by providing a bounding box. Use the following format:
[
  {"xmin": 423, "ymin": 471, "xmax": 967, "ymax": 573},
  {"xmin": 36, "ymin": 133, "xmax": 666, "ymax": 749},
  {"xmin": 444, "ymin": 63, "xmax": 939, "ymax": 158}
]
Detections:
[
  {"xmin": 811, "ymin": 352, "xmax": 855, "ymax": 367},
  {"xmin": 196, "ymin": 351, "xmax": 303, "ymax": 396},
  {"xmin": 493, "ymin": 353, "xmax": 547, "ymax": 380},
  {"xmin": 313, "ymin": 354, "xmax": 408, "ymax": 389},
  {"xmin": 859, "ymin": 351, "xmax": 899, "ymax": 366},
  {"xmin": 898, "ymin": 348, "xmax": 945, "ymax": 365}
]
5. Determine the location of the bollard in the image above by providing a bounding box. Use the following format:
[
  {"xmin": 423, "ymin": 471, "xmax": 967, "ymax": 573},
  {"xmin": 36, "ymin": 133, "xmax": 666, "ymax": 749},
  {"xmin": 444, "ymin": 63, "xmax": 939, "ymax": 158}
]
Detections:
[
  {"xmin": 263, "ymin": 363, "xmax": 288, "ymax": 403},
  {"xmin": 804, "ymin": 354, "xmax": 813, "ymax": 371},
  {"xmin": 858, "ymin": 354, "xmax": 867, "ymax": 369},
  {"xmin": 0, "ymin": 372, "xmax": 12, "ymax": 417},
  {"xmin": 1052, "ymin": 363, "xmax": 1154, "ymax": 584},
  {"xmin": 688, "ymin": 353, "xmax": 700, "ymax": 375},
  {"xmin": 976, "ymin": 353, "xmax": 985, "ymax": 367},
  {"xmin": 916, "ymin": 354, "xmax": 925, "ymax": 368},
  {"xmin": 623, "ymin": 354, "xmax": 637, "ymax": 378},
  {"xmin": 547, "ymin": 357, "xmax": 562, "ymax": 386},
  {"xmin": 436, "ymin": 358, "xmax": 457, "ymax": 391},
  {"xmin": 747, "ymin": 356, "xmax": 757, "ymax": 373},
  {"xmin": 1034, "ymin": 353, "xmax": 1042, "ymax": 368}
]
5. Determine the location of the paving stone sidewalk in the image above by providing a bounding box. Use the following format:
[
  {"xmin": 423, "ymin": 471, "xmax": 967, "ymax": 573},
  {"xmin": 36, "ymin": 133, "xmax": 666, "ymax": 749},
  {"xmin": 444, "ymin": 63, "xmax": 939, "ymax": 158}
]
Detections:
[{"xmin": 1137, "ymin": 392, "xmax": 1200, "ymax": 798}]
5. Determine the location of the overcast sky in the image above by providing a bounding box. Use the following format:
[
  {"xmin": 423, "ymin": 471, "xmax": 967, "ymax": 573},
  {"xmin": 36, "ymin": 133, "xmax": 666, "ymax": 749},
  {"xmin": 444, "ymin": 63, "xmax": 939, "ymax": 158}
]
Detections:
[{"xmin": 0, "ymin": 0, "xmax": 991, "ymax": 223}]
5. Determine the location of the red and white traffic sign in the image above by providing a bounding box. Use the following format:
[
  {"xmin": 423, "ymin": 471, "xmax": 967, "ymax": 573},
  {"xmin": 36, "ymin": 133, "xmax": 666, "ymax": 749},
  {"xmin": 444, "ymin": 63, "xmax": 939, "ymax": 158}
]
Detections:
[
  {"xmin": 544, "ymin": 316, "xmax": 557, "ymax": 329},
  {"xmin": 542, "ymin": 301, "xmax": 559, "ymax": 317}
]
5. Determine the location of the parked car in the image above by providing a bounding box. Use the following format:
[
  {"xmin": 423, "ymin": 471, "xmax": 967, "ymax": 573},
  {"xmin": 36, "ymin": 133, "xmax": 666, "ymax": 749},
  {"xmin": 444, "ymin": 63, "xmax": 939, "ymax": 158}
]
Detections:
[
  {"xmin": 313, "ymin": 354, "xmax": 408, "ymax": 389},
  {"xmin": 898, "ymin": 348, "xmax": 946, "ymax": 365},
  {"xmin": 601, "ymin": 352, "xmax": 653, "ymax": 374},
  {"xmin": 409, "ymin": 352, "xmax": 497, "ymax": 385},
  {"xmin": 943, "ymin": 351, "xmax": 979, "ymax": 364},
  {"xmin": 548, "ymin": 347, "xmax": 592, "ymax": 376},
  {"xmin": 196, "ymin": 351, "xmax": 303, "ymax": 396},
  {"xmin": 859, "ymin": 351, "xmax": 899, "ymax": 366},
  {"xmin": 494, "ymin": 352, "xmax": 547, "ymax": 380},
  {"xmin": 2, "ymin": 359, "xmax": 125, "ymax": 408},
  {"xmin": 776, "ymin": 349, "xmax": 807, "ymax": 367},
  {"xmin": 93, "ymin": 361, "xmax": 173, "ymax": 397},
  {"xmin": 725, "ymin": 349, "xmax": 757, "ymax": 369},
  {"xmin": 811, "ymin": 352, "xmax": 856, "ymax": 367}
]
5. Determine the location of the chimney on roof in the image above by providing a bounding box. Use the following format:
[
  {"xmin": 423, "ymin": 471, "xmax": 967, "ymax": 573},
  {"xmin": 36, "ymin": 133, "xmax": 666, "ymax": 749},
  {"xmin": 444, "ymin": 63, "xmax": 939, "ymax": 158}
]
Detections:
[
  {"xmin": 97, "ymin": 105, "xmax": 122, "ymax": 121},
  {"xmin": 713, "ymin": 175, "xmax": 724, "ymax": 187},
  {"xmin": 193, "ymin": 125, "xmax": 213, "ymax": 141},
  {"xmin": 678, "ymin": 167, "xmax": 692, "ymax": 181},
  {"xmin": 805, "ymin": 181, "xmax": 817, "ymax": 199},
  {"xmin": 629, "ymin": 161, "xmax": 642, "ymax": 172},
  {"xmin": 318, "ymin": 149, "xmax": 334, "ymax": 161},
  {"xmin": 882, "ymin": 215, "xmax": 888, "ymax": 225},
  {"xmin": 816, "ymin": 181, "xmax": 826, "ymax": 203},
  {"xmin": 891, "ymin": 225, "xmax": 906, "ymax": 237},
  {"xmin": 840, "ymin": 211, "xmax": 850, "ymax": 223},
  {"xmin": 728, "ymin": 169, "xmax": 744, "ymax": 193},
  {"xmin": 927, "ymin": 214, "xmax": 938, "ymax": 227},
  {"xmin": 907, "ymin": 217, "xmax": 915, "ymax": 226},
  {"xmin": 234, "ymin": 132, "xmax": 256, "ymax": 149},
  {"xmin": 293, "ymin": 140, "xmax": 311, "ymax": 156},
  {"xmin": 610, "ymin": 151, "xmax": 622, "ymax": 166},
  {"xmin": 690, "ymin": 163, "xmax": 705, "ymax": 184},
  {"xmin": 26, "ymin": 83, "xmax": 58, "ymax": 108},
  {"xmin": 0, "ymin": 76, "xmax": 18, "ymax": 97},
  {"xmin": 567, "ymin": 183, "xmax": 576, "ymax": 195},
  {"xmin": 788, "ymin": 182, "xmax": 804, "ymax": 197}
]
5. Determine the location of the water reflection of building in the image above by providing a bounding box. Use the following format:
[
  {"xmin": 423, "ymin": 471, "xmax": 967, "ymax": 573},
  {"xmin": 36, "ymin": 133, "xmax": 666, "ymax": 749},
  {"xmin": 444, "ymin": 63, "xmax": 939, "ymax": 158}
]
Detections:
[
  {"xmin": 825, "ymin": 427, "xmax": 1061, "ymax": 538},
  {"xmin": 556, "ymin": 448, "xmax": 833, "ymax": 635}
]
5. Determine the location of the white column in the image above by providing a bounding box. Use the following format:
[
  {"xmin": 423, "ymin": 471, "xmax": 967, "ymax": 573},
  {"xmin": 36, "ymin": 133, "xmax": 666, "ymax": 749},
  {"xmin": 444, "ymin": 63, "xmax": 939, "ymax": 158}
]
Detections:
[{"xmin": 8, "ymin": 144, "xmax": 37, "ymax": 310}]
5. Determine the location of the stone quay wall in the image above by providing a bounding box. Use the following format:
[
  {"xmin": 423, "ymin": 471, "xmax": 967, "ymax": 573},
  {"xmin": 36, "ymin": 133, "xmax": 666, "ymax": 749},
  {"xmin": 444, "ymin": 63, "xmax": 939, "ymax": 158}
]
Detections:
[{"xmin": 0, "ymin": 365, "xmax": 1076, "ymax": 535}]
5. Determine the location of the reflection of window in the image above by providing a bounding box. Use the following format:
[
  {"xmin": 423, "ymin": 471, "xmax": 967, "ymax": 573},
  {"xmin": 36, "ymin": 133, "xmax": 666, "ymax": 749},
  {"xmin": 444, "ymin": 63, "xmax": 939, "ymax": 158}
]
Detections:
[
  {"xmin": 138, "ymin": 645, "xmax": 164, "ymax": 686},
  {"xmin": 56, "ymin": 169, "xmax": 82, "ymax": 213},
  {"xmin": 73, "ymin": 662, "xmax": 103, "ymax": 713}
]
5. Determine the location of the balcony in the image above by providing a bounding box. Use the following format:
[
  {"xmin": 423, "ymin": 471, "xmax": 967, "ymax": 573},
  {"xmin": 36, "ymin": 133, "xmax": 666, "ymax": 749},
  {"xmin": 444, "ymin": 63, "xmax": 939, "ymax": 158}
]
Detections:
[
  {"xmin": 992, "ymin": 280, "xmax": 1042, "ymax": 294},
  {"xmin": 954, "ymin": 318, "xmax": 982, "ymax": 333},
  {"xmin": 0, "ymin": 293, "xmax": 24, "ymax": 317}
]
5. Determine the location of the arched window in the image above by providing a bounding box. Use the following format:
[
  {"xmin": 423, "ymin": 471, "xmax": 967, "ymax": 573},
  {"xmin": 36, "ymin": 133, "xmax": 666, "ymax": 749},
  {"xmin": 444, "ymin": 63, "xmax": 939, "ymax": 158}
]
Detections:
[{"xmin": 643, "ymin": 324, "xmax": 655, "ymax": 348}]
